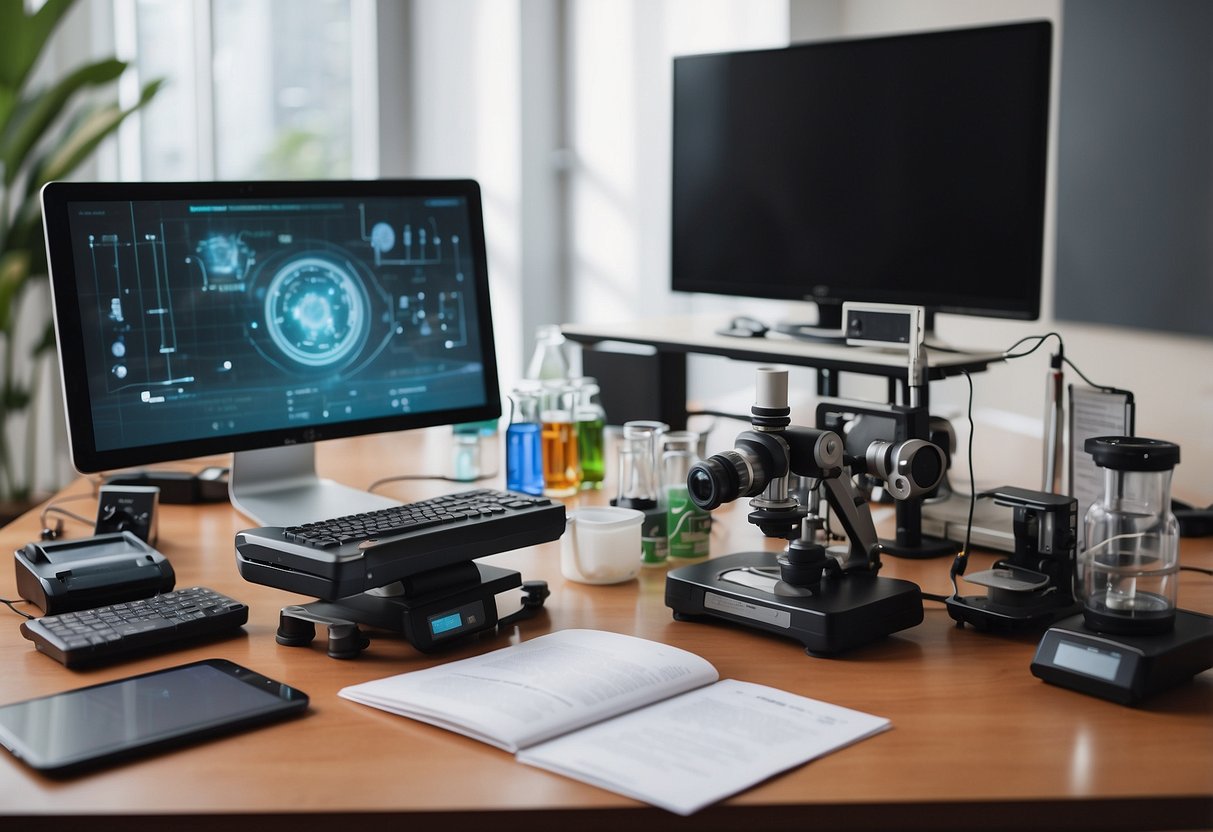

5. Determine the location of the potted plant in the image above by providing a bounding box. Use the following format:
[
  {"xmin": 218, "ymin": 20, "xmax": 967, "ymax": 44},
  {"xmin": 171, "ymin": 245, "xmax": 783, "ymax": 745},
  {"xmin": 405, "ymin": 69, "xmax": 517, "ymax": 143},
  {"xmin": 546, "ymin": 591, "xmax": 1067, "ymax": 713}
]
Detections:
[{"xmin": 0, "ymin": 0, "xmax": 162, "ymax": 521}]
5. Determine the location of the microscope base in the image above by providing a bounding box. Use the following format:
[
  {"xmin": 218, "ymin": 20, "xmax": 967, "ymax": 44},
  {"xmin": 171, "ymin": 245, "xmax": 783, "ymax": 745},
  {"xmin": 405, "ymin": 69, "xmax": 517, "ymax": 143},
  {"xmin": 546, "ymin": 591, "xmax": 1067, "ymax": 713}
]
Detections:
[{"xmin": 665, "ymin": 551, "xmax": 923, "ymax": 656}]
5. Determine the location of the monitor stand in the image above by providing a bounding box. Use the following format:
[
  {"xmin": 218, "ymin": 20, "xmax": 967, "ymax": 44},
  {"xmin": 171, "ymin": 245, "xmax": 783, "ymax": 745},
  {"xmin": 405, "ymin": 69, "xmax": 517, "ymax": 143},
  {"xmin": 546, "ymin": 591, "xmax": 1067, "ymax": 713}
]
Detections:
[
  {"xmin": 229, "ymin": 444, "xmax": 401, "ymax": 528},
  {"xmin": 773, "ymin": 302, "xmax": 845, "ymax": 343}
]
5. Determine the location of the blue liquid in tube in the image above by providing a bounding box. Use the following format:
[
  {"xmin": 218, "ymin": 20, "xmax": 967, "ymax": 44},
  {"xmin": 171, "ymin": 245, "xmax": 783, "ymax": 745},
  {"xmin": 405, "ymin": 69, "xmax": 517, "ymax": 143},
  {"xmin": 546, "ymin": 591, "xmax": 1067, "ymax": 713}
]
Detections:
[{"xmin": 506, "ymin": 422, "xmax": 544, "ymax": 495}]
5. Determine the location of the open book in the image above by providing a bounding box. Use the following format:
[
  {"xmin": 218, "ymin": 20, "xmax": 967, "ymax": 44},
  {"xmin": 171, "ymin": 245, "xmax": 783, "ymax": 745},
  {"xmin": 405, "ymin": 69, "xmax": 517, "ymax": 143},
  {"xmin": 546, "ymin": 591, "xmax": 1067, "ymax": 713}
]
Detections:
[{"xmin": 339, "ymin": 629, "xmax": 890, "ymax": 815}]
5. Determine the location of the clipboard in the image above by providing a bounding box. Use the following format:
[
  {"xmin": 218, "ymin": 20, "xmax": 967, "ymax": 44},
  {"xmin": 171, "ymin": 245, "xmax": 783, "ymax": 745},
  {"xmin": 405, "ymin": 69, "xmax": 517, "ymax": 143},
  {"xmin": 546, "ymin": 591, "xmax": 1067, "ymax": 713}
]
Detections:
[{"xmin": 1068, "ymin": 384, "xmax": 1135, "ymax": 550}]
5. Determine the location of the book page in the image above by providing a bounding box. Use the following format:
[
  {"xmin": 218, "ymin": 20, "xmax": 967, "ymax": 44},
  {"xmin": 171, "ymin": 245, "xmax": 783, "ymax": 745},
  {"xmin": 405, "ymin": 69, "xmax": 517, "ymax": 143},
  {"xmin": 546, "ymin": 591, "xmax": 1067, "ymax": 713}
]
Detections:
[
  {"xmin": 338, "ymin": 629, "xmax": 718, "ymax": 752},
  {"xmin": 516, "ymin": 678, "xmax": 890, "ymax": 816}
]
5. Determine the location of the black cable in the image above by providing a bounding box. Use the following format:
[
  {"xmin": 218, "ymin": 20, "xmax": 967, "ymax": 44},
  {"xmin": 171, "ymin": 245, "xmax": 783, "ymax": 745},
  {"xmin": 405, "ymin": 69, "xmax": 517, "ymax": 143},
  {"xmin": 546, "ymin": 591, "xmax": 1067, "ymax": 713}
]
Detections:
[
  {"xmin": 948, "ymin": 370, "xmax": 977, "ymax": 597},
  {"xmin": 1060, "ymin": 355, "xmax": 1117, "ymax": 393},
  {"xmin": 38, "ymin": 493, "xmax": 98, "ymax": 539},
  {"xmin": 1180, "ymin": 565, "xmax": 1213, "ymax": 576},
  {"xmin": 921, "ymin": 592, "xmax": 951, "ymax": 604},
  {"xmin": 1002, "ymin": 331, "xmax": 1118, "ymax": 393},
  {"xmin": 1, "ymin": 598, "xmax": 34, "ymax": 621},
  {"xmin": 371, "ymin": 473, "xmax": 499, "ymax": 492},
  {"xmin": 1002, "ymin": 331, "xmax": 1062, "ymax": 360}
]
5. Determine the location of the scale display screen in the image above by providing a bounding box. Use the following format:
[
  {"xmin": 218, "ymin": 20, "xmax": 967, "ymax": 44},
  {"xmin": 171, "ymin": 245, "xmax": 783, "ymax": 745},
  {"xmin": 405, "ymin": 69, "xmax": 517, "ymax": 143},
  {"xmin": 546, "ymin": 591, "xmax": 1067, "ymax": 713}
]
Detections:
[
  {"xmin": 426, "ymin": 599, "xmax": 485, "ymax": 641},
  {"xmin": 430, "ymin": 612, "xmax": 464, "ymax": 636},
  {"xmin": 1053, "ymin": 640, "xmax": 1122, "ymax": 681}
]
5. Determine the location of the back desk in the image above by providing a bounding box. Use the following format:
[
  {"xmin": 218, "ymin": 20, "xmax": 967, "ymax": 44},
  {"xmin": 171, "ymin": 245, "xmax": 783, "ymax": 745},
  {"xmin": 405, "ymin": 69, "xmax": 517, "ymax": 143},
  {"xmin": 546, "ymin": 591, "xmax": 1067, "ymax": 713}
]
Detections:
[{"xmin": 0, "ymin": 430, "xmax": 1209, "ymax": 831}]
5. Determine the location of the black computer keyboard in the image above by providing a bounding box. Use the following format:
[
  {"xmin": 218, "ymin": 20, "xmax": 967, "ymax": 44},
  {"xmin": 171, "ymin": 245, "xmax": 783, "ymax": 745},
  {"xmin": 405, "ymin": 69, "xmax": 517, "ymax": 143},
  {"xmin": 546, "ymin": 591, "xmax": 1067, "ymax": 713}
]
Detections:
[
  {"xmin": 235, "ymin": 488, "xmax": 566, "ymax": 600},
  {"xmin": 20, "ymin": 586, "xmax": 249, "ymax": 668}
]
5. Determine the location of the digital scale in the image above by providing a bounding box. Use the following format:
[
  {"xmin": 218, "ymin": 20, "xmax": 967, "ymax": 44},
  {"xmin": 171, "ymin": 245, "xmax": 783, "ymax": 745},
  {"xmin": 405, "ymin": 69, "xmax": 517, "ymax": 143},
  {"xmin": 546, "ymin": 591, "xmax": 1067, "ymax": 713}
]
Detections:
[{"xmin": 1030, "ymin": 609, "xmax": 1213, "ymax": 705}]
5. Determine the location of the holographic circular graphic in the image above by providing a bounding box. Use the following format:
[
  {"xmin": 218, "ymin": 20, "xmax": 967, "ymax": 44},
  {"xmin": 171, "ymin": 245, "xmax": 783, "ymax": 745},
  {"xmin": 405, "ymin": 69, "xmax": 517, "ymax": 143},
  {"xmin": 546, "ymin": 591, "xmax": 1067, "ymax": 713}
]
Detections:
[{"xmin": 263, "ymin": 255, "xmax": 370, "ymax": 368}]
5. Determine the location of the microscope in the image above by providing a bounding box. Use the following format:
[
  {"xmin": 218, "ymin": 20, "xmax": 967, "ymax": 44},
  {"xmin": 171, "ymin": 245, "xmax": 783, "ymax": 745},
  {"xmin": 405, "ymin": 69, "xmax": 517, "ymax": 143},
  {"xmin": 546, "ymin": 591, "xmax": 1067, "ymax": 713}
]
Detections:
[{"xmin": 664, "ymin": 367, "xmax": 947, "ymax": 656}]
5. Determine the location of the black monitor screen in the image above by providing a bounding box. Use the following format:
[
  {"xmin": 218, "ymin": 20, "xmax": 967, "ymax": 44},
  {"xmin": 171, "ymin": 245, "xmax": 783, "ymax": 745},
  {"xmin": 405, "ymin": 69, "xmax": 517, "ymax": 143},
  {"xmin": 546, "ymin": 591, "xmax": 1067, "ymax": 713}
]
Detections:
[
  {"xmin": 42, "ymin": 180, "xmax": 500, "ymax": 473},
  {"xmin": 672, "ymin": 21, "xmax": 1052, "ymax": 328}
]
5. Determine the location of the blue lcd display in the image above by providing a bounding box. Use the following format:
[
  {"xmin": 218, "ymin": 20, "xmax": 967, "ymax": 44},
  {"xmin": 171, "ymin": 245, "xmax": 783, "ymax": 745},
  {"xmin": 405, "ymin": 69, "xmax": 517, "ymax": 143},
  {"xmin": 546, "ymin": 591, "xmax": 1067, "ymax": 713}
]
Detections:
[{"xmin": 430, "ymin": 612, "xmax": 463, "ymax": 635}]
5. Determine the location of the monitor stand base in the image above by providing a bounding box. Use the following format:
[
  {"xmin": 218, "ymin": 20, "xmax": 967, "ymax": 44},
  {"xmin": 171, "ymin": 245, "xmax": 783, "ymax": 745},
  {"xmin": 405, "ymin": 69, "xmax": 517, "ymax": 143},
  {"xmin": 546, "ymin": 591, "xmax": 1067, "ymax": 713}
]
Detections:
[
  {"xmin": 772, "ymin": 321, "xmax": 846, "ymax": 344},
  {"xmin": 229, "ymin": 444, "xmax": 401, "ymax": 527}
]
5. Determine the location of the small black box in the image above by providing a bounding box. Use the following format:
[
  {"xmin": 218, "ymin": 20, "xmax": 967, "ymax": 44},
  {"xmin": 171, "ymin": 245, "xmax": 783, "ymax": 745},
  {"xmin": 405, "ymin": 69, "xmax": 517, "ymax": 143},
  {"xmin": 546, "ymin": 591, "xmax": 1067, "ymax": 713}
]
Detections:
[{"xmin": 14, "ymin": 532, "xmax": 175, "ymax": 614}]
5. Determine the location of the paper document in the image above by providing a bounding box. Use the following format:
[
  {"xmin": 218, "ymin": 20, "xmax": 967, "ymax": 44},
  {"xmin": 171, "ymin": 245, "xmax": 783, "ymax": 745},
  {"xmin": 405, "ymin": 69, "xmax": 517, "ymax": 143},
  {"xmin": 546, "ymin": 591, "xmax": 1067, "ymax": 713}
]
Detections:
[{"xmin": 339, "ymin": 629, "xmax": 890, "ymax": 815}]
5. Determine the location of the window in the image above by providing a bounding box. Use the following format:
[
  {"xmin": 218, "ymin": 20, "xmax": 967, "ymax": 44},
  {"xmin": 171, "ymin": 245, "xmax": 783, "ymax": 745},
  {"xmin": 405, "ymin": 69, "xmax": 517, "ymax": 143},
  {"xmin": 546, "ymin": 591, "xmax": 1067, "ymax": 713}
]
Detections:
[{"xmin": 115, "ymin": 0, "xmax": 376, "ymax": 181}]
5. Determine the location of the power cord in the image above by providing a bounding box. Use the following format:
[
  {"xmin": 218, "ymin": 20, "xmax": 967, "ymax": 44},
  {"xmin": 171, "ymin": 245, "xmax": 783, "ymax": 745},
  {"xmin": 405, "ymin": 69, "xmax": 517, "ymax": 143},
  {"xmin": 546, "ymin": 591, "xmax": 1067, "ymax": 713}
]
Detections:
[
  {"xmin": 0, "ymin": 598, "xmax": 34, "ymax": 620},
  {"xmin": 39, "ymin": 492, "xmax": 99, "ymax": 541},
  {"xmin": 947, "ymin": 370, "xmax": 978, "ymax": 597},
  {"xmin": 946, "ymin": 331, "xmax": 1119, "ymax": 593},
  {"xmin": 1002, "ymin": 331, "xmax": 1119, "ymax": 392},
  {"xmin": 367, "ymin": 472, "xmax": 497, "ymax": 493}
]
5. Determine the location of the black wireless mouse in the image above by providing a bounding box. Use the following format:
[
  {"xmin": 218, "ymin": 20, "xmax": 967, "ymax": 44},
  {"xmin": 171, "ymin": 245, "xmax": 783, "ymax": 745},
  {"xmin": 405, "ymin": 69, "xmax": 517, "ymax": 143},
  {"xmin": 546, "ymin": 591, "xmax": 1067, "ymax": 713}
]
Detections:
[{"xmin": 717, "ymin": 316, "xmax": 769, "ymax": 338}]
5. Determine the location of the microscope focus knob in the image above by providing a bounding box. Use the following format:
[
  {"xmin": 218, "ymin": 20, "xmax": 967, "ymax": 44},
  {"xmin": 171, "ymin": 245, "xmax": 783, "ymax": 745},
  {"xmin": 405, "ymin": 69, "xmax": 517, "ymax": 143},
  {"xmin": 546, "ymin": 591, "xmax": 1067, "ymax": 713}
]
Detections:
[{"xmin": 865, "ymin": 438, "xmax": 945, "ymax": 500}]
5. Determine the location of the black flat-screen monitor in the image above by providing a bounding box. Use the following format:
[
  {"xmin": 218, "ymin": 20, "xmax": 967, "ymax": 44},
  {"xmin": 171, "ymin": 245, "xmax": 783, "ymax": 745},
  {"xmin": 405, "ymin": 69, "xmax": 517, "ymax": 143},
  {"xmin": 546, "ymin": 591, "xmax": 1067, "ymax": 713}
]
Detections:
[
  {"xmin": 42, "ymin": 179, "xmax": 500, "ymax": 525},
  {"xmin": 671, "ymin": 21, "xmax": 1052, "ymax": 339}
]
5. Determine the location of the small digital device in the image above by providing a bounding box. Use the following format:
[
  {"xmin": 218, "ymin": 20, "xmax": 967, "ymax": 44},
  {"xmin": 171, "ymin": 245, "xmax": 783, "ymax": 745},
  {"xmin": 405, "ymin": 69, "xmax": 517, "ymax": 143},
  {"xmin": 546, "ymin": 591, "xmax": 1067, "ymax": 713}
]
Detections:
[
  {"xmin": 14, "ymin": 531, "xmax": 175, "ymax": 614},
  {"xmin": 94, "ymin": 483, "xmax": 159, "ymax": 543},
  {"xmin": 41, "ymin": 179, "xmax": 500, "ymax": 527},
  {"xmin": 1031, "ymin": 611, "xmax": 1213, "ymax": 705},
  {"xmin": 0, "ymin": 659, "xmax": 308, "ymax": 774}
]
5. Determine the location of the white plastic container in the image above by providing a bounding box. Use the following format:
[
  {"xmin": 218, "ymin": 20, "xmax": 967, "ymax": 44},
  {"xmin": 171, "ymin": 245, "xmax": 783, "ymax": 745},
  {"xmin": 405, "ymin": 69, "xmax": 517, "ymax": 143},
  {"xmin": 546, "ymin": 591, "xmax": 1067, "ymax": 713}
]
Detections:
[{"xmin": 561, "ymin": 507, "xmax": 644, "ymax": 584}]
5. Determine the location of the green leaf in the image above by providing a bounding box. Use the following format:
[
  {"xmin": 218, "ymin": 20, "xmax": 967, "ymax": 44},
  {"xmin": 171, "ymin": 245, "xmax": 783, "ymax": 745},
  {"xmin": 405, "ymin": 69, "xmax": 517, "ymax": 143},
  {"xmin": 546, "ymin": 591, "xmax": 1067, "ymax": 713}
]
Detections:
[
  {"xmin": 25, "ymin": 78, "xmax": 165, "ymax": 193},
  {"xmin": 1, "ymin": 58, "xmax": 129, "ymax": 187},
  {"xmin": 33, "ymin": 318, "xmax": 56, "ymax": 357},
  {"xmin": 0, "ymin": 0, "xmax": 78, "ymax": 92},
  {"xmin": 1, "ymin": 385, "xmax": 31, "ymax": 412},
  {"xmin": 0, "ymin": 249, "xmax": 30, "ymax": 335}
]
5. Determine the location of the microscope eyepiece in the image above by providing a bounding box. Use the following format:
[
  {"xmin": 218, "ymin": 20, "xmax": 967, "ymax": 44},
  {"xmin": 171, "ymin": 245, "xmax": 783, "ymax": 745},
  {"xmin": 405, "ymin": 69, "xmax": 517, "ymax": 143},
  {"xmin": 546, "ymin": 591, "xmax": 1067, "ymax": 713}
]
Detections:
[
  {"xmin": 685, "ymin": 431, "xmax": 790, "ymax": 512},
  {"xmin": 686, "ymin": 452, "xmax": 749, "ymax": 511}
]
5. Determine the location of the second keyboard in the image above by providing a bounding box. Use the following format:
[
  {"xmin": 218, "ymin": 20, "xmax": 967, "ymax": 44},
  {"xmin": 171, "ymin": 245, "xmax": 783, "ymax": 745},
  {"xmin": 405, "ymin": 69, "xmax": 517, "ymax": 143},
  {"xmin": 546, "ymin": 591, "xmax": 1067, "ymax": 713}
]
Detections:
[{"xmin": 235, "ymin": 489, "xmax": 566, "ymax": 600}]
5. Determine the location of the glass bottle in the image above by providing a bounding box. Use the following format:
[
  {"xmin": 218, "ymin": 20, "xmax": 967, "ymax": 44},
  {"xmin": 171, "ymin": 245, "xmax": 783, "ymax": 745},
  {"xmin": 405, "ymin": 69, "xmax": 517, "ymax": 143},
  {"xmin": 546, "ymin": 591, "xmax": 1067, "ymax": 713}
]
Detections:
[
  {"xmin": 505, "ymin": 382, "xmax": 545, "ymax": 496},
  {"xmin": 540, "ymin": 381, "xmax": 580, "ymax": 497},
  {"xmin": 662, "ymin": 430, "xmax": 711, "ymax": 560},
  {"xmin": 450, "ymin": 427, "xmax": 482, "ymax": 482},
  {"xmin": 1080, "ymin": 437, "xmax": 1181, "ymax": 635},
  {"xmin": 526, "ymin": 324, "xmax": 570, "ymax": 381},
  {"xmin": 615, "ymin": 420, "xmax": 668, "ymax": 565},
  {"xmin": 571, "ymin": 376, "xmax": 606, "ymax": 489}
]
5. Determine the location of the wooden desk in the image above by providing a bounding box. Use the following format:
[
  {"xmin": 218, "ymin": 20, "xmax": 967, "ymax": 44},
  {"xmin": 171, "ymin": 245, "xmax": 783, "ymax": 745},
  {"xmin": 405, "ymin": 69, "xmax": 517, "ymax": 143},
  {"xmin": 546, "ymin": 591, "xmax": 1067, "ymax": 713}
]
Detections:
[{"xmin": 0, "ymin": 430, "xmax": 1210, "ymax": 831}]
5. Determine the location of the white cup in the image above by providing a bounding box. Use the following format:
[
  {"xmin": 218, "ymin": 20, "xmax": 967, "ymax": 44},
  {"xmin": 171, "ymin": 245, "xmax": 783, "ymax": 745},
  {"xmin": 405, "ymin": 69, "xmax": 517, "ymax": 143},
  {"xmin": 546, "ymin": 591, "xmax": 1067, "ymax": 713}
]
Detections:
[{"xmin": 561, "ymin": 506, "xmax": 644, "ymax": 584}]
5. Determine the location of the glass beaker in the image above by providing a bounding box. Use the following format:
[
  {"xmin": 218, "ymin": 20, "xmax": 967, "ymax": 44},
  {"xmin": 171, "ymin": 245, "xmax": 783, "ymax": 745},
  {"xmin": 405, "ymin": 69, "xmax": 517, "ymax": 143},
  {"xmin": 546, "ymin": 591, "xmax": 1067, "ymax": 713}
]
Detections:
[
  {"xmin": 1080, "ymin": 437, "xmax": 1181, "ymax": 635},
  {"xmin": 662, "ymin": 431, "xmax": 711, "ymax": 560},
  {"xmin": 505, "ymin": 382, "xmax": 545, "ymax": 496},
  {"xmin": 540, "ymin": 381, "xmax": 581, "ymax": 497},
  {"xmin": 615, "ymin": 421, "xmax": 667, "ymax": 508},
  {"xmin": 571, "ymin": 377, "xmax": 606, "ymax": 489}
]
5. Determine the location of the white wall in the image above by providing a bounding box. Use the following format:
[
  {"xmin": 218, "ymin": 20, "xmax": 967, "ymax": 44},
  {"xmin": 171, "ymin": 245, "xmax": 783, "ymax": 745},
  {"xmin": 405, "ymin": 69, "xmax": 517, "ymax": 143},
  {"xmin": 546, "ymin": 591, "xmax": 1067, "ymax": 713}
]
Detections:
[
  {"xmin": 563, "ymin": 0, "xmax": 1213, "ymax": 505},
  {"xmin": 802, "ymin": 0, "xmax": 1213, "ymax": 504}
]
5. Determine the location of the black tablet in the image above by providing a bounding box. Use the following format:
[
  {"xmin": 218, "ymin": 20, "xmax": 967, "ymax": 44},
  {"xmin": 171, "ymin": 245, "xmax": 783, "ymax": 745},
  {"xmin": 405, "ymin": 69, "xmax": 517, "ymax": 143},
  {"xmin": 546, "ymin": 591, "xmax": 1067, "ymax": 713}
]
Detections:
[{"xmin": 0, "ymin": 659, "xmax": 308, "ymax": 775}]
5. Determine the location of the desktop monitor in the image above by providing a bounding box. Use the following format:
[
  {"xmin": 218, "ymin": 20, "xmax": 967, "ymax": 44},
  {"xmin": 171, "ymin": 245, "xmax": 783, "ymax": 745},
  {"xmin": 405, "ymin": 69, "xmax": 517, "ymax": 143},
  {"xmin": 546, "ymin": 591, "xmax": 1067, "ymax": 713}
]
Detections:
[
  {"xmin": 41, "ymin": 179, "xmax": 500, "ymax": 526},
  {"xmin": 671, "ymin": 21, "xmax": 1053, "ymax": 339}
]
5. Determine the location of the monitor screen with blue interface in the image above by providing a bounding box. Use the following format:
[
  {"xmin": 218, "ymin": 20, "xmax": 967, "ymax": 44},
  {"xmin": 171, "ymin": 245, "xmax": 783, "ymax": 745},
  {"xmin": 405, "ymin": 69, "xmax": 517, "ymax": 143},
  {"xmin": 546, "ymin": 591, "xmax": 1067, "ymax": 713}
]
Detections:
[{"xmin": 42, "ymin": 180, "xmax": 500, "ymax": 474}]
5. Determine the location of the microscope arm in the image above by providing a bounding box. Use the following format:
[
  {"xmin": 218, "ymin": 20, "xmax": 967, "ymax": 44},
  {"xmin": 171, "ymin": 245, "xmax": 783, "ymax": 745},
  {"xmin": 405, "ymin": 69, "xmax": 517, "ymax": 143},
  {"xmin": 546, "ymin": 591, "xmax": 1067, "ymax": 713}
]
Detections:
[
  {"xmin": 820, "ymin": 474, "xmax": 883, "ymax": 572},
  {"xmin": 783, "ymin": 427, "xmax": 882, "ymax": 572}
]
